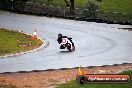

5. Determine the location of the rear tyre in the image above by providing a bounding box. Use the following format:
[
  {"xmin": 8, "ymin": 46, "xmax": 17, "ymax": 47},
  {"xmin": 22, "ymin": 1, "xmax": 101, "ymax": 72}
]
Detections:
[{"xmin": 60, "ymin": 45, "xmax": 65, "ymax": 49}]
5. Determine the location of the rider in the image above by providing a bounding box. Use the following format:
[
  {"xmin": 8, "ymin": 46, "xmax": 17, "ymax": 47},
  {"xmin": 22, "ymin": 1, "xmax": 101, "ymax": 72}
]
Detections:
[{"xmin": 57, "ymin": 33, "xmax": 63, "ymax": 44}]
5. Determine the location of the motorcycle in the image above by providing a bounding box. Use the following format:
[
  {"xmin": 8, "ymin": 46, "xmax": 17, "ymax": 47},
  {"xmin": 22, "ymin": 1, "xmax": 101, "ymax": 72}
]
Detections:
[{"xmin": 57, "ymin": 33, "xmax": 75, "ymax": 51}]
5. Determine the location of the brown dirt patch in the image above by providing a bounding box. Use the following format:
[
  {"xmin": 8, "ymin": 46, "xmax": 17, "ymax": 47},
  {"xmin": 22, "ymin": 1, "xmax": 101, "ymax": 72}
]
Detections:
[{"xmin": 0, "ymin": 63, "xmax": 132, "ymax": 88}]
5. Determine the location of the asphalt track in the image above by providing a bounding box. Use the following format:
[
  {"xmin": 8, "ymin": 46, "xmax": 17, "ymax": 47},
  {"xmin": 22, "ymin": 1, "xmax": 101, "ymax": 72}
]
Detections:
[{"xmin": 0, "ymin": 13, "xmax": 132, "ymax": 73}]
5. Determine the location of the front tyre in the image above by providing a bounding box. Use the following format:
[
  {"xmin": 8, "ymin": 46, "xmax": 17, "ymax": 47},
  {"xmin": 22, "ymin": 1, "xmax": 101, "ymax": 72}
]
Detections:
[{"xmin": 76, "ymin": 75, "xmax": 86, "ymax": 84}]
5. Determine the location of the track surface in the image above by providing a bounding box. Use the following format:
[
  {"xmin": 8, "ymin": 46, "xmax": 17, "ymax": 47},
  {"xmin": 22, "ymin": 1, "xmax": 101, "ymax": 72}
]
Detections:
[{"xmin": 0, "ymin": 14, "xmax": 132, "ymax": 73}]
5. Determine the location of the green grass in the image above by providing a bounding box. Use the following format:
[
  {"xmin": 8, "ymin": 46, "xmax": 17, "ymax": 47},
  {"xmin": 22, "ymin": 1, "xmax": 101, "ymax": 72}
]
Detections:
[
  {"xmin": 29, "ymin": 0, "xmax": 87, "ymax": 8},
  {"xmin": 0, "ymin": 10, "xmax": 14, "ymax": 14},
  {"xmin": 29, "ymin": 0, "xmax": 132, "ymax": 13},
  {"xmin": 93, "ymin": 0, "xmax": 132, "ymax": 23},
  {"xmin": 98, "ymin": 0, "xmax": 132, "ymax": 14},
  {"xmin": 0, "ymin": 28, "xmax": 42, "ymax": 56},
  {"xmin": 0, "ymin": 84, "xmax": 17, "ymax": 88},
  {"xmin": 56, "ymin": 70, "xmax": 132, "ymax": 88}
]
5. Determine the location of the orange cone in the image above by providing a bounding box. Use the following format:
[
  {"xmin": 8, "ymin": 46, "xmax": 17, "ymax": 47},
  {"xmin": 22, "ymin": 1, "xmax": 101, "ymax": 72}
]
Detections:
[{"xmin": 33, "ymin": 29, "xmax": 37, "ymax": 39}]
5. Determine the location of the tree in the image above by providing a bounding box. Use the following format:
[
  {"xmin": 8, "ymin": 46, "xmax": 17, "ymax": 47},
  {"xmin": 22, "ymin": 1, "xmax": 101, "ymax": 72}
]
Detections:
[
  {"xmin": 80, "ymin": 0, "xmax": 99, "ymax": 19},
  {"xmin": 64, "ymin": 0, "xmax": 75, "ymax": 15},
  {"xmin": 12, "ymin": 0, "xmax": 29, "ymax": 12},
  {"xmin": 70, "ymin": 0, "xmax": 74, "ymax": 15},
  {"xmin": 47, "ymin": 0, "xmax": 53, "ymax": 1},
  {"xmin": 0, "ymin": 0, "xmax": 11, "ymax": 10},
  {"xmin": 64, "ymin": 0, "xmax": 70, "ymax": 7},
  {"xmin": 96, "ymin": 0, "xmax": 102, "ymax": 2},
  {"xmin": 0, "ymin": 0, "xmax": 29, "ymax": 11}
]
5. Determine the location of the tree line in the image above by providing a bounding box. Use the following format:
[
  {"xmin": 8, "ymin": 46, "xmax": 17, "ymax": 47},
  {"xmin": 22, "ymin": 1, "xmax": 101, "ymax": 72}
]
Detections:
[
  {"xmin": 0, "ymin": 0, "xmax": 29, "ymax": 11},
  {"xmin": 0, "ymin": 0, "xmax": 75, "ymax": 15}
]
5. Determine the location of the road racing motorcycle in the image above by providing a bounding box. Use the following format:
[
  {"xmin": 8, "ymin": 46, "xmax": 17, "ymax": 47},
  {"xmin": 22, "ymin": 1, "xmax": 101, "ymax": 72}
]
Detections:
[{"xmin": 57, "ymin": 33, "xmax": 75, "ymax": 51}]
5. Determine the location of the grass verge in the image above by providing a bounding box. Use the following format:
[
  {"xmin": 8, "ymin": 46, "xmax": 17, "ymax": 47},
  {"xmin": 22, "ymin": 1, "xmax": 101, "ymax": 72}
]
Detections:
[
  {"xmin": 29, "ymin": 0, "xmax": 132, "ymax": 13},
  {"xmin": 0, "ymin": 28, "xmax": 42, "ymax": 56},
  {"xmin": 97, "ymin": 0, "xmax": 132, "ymax": 14},
  {"xmin": 29, "ymin": 0, "xmax": 87, "ymax": 8},
  {"xmin": 56, "ymin": 70, "xmax": 132, "ymax": 88}
]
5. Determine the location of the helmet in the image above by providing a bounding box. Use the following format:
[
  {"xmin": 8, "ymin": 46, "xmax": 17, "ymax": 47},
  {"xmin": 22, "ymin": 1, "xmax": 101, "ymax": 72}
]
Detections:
[{"xmin": 58, "ymin": 33, "xmax": 62, "ymax": 37}]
